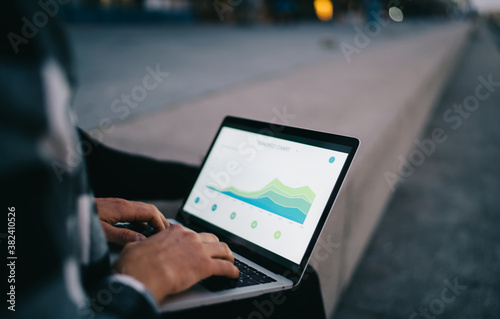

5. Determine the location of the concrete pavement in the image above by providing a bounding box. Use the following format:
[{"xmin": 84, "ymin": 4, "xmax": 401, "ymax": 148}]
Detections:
[
  {"xmin": 70, "ymin": 21, "xmax": 439, "ymax": 129},
  {"xmin": 333, "ymin": 22, "xmax": 500, "ymax": 319}
]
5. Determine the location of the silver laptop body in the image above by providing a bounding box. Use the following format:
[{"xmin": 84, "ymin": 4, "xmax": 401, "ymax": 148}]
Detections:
[{"xmin": 159, "ymin": 116, "xmax": 359, "ymax": 312}]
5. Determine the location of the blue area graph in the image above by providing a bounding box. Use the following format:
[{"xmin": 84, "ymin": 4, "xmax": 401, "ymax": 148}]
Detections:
[{"xmin": 206, "ymin": 178, "xmax": 316, "ymax": 224}]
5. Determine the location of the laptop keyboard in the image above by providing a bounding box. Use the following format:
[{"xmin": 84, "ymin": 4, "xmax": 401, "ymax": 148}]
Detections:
[
  {"xmin": 115, "ymin": 223, "xmax": 277, "ymax": 291},
  {"xmin": 200, "ymin": 259, "xmax": 277, "ymax": 292}
]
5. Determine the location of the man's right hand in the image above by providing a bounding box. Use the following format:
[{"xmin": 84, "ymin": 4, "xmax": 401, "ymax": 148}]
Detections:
[{"xmin": 112, "ymin": 224, "xmax": 240, "ymax": 303}]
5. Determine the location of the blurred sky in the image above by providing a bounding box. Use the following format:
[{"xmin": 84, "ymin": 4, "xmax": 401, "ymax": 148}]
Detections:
[{"xmin": 472, "ymin": 0, "xmax": 500, "ymax": 12}]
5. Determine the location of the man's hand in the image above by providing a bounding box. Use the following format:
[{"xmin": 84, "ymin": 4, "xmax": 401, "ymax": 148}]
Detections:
[
  {"xmin": 113, "ymin": 224, "xmax": 239, "ymax": 303},
  {"xmin": 95, "ymin": 198, "xmax": 169, "ymax": 245}
]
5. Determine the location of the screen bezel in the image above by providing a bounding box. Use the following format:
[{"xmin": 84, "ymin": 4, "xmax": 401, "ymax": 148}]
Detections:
[{"xmin": 175, "ymin": 116, "xmax": 359, "ymax": 285}]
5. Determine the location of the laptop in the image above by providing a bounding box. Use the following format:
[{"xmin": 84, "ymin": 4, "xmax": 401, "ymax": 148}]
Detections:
[{"xmin": 159, "ymin": 116, "xmax": 359, "ymax": 312}]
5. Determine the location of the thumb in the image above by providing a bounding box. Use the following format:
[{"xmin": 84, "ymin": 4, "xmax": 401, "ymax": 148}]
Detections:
[{"xmin": 101, "ymin": 222, "xmax": 147, "ymax": 245}]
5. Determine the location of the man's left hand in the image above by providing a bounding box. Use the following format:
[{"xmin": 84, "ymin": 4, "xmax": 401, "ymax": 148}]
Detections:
[{"xmin": 95, "ymin": 198, "xmax": 169, "ymax": 245}]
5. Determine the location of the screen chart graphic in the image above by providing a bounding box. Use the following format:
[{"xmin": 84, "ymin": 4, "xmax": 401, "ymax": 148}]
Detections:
[
  {"xmin": 207, "ymin": 178, "xmax": 316, "ymax": 224},
  {"xmin": 182, "ymin": 126, "xmax": 350, "ymax": 264}
]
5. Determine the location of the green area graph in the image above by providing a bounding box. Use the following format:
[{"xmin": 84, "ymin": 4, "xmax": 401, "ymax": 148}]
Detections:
[{"xmin": 207, "ymin": 178, "xmax": 316, "ymax": 224}]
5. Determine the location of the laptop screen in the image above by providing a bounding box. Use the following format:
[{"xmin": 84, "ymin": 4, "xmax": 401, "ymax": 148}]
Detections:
[{"xmin": 182, "ymin": 125, "xmax": 351, "ymax": 265}]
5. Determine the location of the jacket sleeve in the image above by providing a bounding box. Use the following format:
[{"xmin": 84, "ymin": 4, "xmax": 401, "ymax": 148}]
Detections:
[{"xmin": 77, "ymin": 274, "xmax": 159, "ymax": 319}]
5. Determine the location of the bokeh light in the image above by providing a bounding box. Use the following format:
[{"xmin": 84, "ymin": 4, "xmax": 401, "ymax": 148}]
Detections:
[
  {"xmin": 389, "ymin": 7, "xmax": 404, "ymax": 22},
  {"xmin": 314, "ymin": 0, "xmax": 334, "ymax": 21}
]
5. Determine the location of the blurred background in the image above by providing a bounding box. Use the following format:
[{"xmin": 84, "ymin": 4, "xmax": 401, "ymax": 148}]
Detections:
[
  {"xmin": 57, "ymin": 0, "xmax": 499, "ymax": 318},
  {"xmin": 61, "ymin": 0, "xmax": 477, "ymax": 24}
]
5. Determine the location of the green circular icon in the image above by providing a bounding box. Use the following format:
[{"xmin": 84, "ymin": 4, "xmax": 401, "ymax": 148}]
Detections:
[
  {"xmin": 251, "ymin": 221, "xmax": 258, "ymax": 229},
  {"xmin": 274, "ymin": 231, "xmax": 281, "ymax": 239},
  {"xmin": 211, "ymin": 204, "xmax": 217, "ymax": 211},
  {"xmin": 230, "ymin": 212, "xmax": 236, "ymax": 220}
]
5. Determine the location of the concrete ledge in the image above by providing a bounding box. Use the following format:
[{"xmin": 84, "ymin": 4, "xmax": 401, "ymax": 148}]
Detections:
[{"xmin": 99, "ymin": 22, "xmax": 471, "ymax": 318}]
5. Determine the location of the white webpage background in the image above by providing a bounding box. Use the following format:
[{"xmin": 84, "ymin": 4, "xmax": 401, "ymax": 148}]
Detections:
[{"xmin": 183, "ymin": 127, "xmax": 348, "ymax": 264}]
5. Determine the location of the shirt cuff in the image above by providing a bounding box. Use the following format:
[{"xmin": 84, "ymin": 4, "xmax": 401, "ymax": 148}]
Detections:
[{"xmin": 110, "ymin": 274, "xmax": 159, "ymax": 313}]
